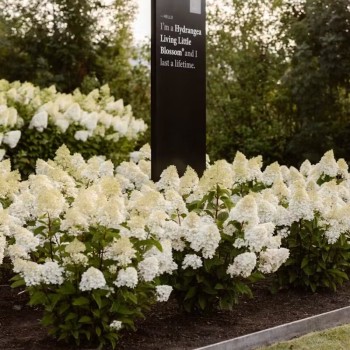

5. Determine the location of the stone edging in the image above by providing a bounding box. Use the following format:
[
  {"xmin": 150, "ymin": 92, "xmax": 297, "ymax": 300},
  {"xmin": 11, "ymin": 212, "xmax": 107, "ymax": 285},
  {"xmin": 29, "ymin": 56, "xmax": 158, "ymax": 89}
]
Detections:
[{"xmin": 195, "ymin": 306, "xmax": 350, "ymax": 350}]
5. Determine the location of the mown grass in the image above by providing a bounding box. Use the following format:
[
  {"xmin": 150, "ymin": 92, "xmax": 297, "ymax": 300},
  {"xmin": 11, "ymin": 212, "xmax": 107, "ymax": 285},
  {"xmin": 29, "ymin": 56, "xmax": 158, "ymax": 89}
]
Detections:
[{"xmin": 259, "ymin": 324, "xmax": 350, "ymax": 350}]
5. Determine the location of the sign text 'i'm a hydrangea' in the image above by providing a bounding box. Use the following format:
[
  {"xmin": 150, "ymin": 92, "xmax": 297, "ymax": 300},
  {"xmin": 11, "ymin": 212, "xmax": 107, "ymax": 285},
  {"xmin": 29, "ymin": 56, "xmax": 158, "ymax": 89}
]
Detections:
[{"xmin": 151, "ymin": 0, "xmax": 206, "ymax": 180}]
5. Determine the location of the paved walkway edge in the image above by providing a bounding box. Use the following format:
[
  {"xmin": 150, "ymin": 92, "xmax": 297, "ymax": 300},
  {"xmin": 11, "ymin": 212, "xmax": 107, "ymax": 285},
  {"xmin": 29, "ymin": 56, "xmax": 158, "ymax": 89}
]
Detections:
[{"xmin": 195, "ymin": 306, "xmax": 350, "ymax": 350}]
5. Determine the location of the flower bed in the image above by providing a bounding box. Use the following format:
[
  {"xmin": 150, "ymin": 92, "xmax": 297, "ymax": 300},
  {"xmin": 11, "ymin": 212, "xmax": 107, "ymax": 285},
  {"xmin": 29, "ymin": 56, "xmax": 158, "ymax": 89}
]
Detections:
[
  {"xmin": 0, "ymin": 80, "xmax": 147, "ymax": 177},
  {"xmin": 1, "ymin": 145, "xmax": 350, "ymax": 348}
]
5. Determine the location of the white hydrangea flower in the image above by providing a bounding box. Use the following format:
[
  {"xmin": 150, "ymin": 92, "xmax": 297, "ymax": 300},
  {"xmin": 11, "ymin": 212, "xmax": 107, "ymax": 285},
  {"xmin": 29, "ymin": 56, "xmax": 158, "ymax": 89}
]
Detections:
[
  {"xmin": 179, "ymin": 166, "xmax": 199, "ymax": 196},
  {"xmin": 64, "ymin": 102, "xmax": 82, "ymax": 121},
  {"xmin": 116, "ymin": 161, "xmax": 150, "ymax": 189},
  {"xmin": 35, "ymin": 187, "xmax": 66, "ymax": 218},
  {"xmin": 54, "ymin": 117, "xmax": 70, "ymax": 132},
  {"xmin": 182, "ymin": 254, "xmax": 203, "ymax": 270},
  {"xmin": 125, "ymin": 215, "xmax": 148, "ymax": 240},
  {"xmin": 12, "ymin": 259, "xmax": 43, "ymax": 286},
  {"xmin": 229, "ymin": 194, "xmax": 259, "ymax": 226},
  {"xmin": 271, "ymin": 178, "xmax": 291, "ymax": 201},
  {"xmin": 273, "ymin": 205, "xmax": 292, "ymax": 227},
  {"xmin": 14, "ymin": 226, "xmax": 40, "ymax": 253},
  {"xmin": 247, "ymin": 155, "xmax": 263, "ymax": 182},
  {"xmin": 7, "ymin": 244, "xmax": 29, "ymax": 259},
  {"xmin": 106, "ymin": 99, "xmax": 124, "ymax": 114},
  {"xmin": 317, "ymin": 150, "xmax": 339, "ymax": 178},
  {"xmin": 258, "ymin": 248, "xmax": 289, "ymax": 274},
  {"xmin": 3, "ymin": 130, "xmax": 21, "ymax": 148},
  {"xmin": 337, "ymin": 159, "xmax": 349, "ymax": 180},
  {"xmin": 110, "ymin": 320, "xmax": 123, "ymax": 331},
  {"xmin": 41, "ymin": 261, "xmax": 64, "ymax": 285},
  {"xmin": 128, "ymin": 187, "xmax": 167, "ymax": 217},
  {"xmin": 156, "ymin": 285, "xmax": 173, "ymax": 302},
  {"xmin": 129, "ymin": 143, "xmax": 151, "ymax": 163},
  {"xmin": 65, "ymin": 238, "xmax": 86, "ymax": 254},
  {"xmin": 29, "ymin": 110, "xmax": 48, "ymax": 132},
  {"xmin": 233, "ymin": 238, "xmax": 247, "ymax": 249},
  {"xmin": 227, "ymin": 252, "xmax": 257, "ymax": 278},
  {"xmin": 80, "ymin": 111, "xmax": 98, "ymax": 131},
  {"xmin": 165, "ymin": 189, "xmax": 188, "ymax": 215},
  {"xmin": 112, "ymin": 116, "xmax": 128, "ymax": 135},
  {"xmin": 299, "ymin": 159, "xmax": 313, "ymax": 177},
  {"xmin": 138, "ymin": 256, "xmax": 159, "ymax": 281},
  {"xmin": 262, "ymin": 162, "xmax": 282, "ymax": 186},
  {"xmin": 232, "ymin": 151, "xmax": 249, "ymax": 184},
  {"xmin": 79, "ymin": 267, "xmax": 106, "ymax": 291},
  {"xmin": 157, "ymin": 165, "xmax": 180, "ymax": 191},
  {"xmin": 144, "ymin": 239, "xmax": 177, "ymax": 275},
  {"xmin": 74, "ymin": 130, "xmax": 91, "ymax": 142},
  {"xmin": 244, "ymin": 223, "xmax": 276, "ymax": 252},
  {"xmin": 256, "ymin": 197, "xmax": 277, "ymax": 223},
  {"xmin": 184, "ymin": 216, "xmax": 221, "ymax": 259},
  {"xmin": 115, "ymin": 267, "xmax": 138, "ymax": 288},
  {"xmin": 63, "ymin": 253, "xmax": 88, "ymax": 266},
  {"xmin": 198, "ymin": 160, "xmax": 233, "ymax": 193},
  {"xmin": 289, "ymin": 184, "xmax": 314, "ymax": 222},
  {"xmin": 105, "ymin": 237, "xmax": 136, "ymax": 267}
]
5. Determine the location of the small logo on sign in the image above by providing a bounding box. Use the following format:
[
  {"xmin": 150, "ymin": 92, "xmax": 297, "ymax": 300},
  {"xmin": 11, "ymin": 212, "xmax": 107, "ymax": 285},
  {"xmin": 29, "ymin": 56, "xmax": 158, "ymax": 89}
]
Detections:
[{"xmin": 190, "ymin": 0, "xmax": 201, "ymax": 14}]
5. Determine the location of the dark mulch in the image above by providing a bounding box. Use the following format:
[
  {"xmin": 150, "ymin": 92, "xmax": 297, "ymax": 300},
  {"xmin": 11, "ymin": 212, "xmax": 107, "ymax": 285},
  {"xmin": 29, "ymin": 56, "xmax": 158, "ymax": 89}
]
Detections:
[{"xmin": 1, "ymin": 277, "xmax": 350, "ymax": 350}]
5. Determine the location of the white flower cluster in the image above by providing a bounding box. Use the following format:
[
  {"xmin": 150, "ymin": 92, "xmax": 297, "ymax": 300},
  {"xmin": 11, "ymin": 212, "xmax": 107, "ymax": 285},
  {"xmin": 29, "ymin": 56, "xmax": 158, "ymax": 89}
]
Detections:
[
  {"xmin": 156, "ymin": 285, "xmax": 173, "ymax": 302},
  {"xmin": 0, "ymin": 79, "xmax": 147, "ymax": 158},
  {"xmin": 80, "ymin": 267, "xmax": 107, "ymax": 291},
  {"xmin": 13, "ymin": 259, "xmax": 64, "ymax": 286},
  {"xmin": 3, "ymin": 144, "xmax": 350, "ymax": 307}
]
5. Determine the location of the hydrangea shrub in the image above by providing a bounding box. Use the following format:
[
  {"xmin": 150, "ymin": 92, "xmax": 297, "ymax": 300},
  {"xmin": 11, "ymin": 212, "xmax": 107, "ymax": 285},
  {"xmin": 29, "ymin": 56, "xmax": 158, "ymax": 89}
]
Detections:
[
  {"xmin": 4, "ymin": 146, "xmax": 172, "ymax": 348},
  {"xmin": 274, "ymin": 151, "xmax": 350, "ymax": 291},
  {"xmin": 0, "ymin": 80, "xmax": 147, "ymax": 177},
  {"xmin": 2, "ymin": 145, "xmax": 350, "ymax": 347}
]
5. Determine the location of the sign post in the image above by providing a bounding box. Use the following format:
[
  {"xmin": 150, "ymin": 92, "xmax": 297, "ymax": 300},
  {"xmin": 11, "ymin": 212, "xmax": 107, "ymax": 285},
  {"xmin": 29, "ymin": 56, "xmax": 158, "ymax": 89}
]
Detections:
[{"xmin": 151, "ymin": 0, "xmax": 206, "ymax": 181}]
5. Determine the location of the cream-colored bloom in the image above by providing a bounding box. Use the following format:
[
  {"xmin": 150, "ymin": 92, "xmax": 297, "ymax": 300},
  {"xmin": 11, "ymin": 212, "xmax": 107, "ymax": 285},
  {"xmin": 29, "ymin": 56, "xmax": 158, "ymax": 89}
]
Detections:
[
  {"xmin": 80, "ymin": 267, "xmax": 106, "ymax": 291},
  {"xmin": 262, "ymin": 162, "xmax": 282, "ymax": 186},
  {"xmin": 156, "ymin": 285, "xmax": 173, "ymax": 302},
  {"xmin": 258, "ymin": 248, "xmax": 289, "ymax": 274},
  {"xmin": 232, "ymin": 151, "xmax": 249, "ymax": 184},
  {"xmin": 29, "ymin": 110, "xmax": 48, "ymax": 131},
  {"xmin": 65, "ymin": 238, "xmax": 86, "ymax": 254},
  {"xmin": 229, "ymin": 194, "xmax": 259, "ymax": 226},
  {"xmin": 157, "ymin": 165, "xmax": 180, "ymax": 191},
  {"xmin": 199, "ymin": 160, "xmax": 233, "ymax": 192},
  {"xmin": 227, "ymin": 252, "xmax": 257, "ymax": 278},
  {"xmin": 179, "ymin": 166, "xmax": 199, "ymax": 196},
  {"xmin": 105, "ymin": 237, "xmax": 136, "ymax": 266},
  {"xmin": 3, "ymin": 130, "xmax": 21, "ymax": 148}
]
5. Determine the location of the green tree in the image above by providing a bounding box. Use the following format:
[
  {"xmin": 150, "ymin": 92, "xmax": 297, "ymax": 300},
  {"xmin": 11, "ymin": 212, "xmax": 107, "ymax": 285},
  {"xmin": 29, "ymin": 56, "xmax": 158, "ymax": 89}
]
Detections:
[
  {"xmin": 0, "ymin": 0, "xmax": 138, "ymax": 93},
  {"xmin": 281, "ymin": 0, "xmax": 350, "ymax": 164},
  {"xmin": 206, "ymin": 0, "xmax": 290, "ymax": 163}
]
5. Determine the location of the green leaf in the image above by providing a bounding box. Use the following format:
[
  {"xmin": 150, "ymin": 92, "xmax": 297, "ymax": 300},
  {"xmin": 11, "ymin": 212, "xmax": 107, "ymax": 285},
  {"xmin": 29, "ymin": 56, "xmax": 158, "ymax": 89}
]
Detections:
[
  {"xmin": 79, "ymin": 316, "xmax": 93, "ymax": 324},
  {"xmin": 184, "ymin": 286, "xmax": 197, "ymax": 301},
  {"xmin": 29, "ymin": 291, "xmax": 46, "ymax": 306},
  {"xmin": 11, "ymin": 278, "xmax": 26, "ymax": 288},
  {"xmin": 214, "ymin": 283, "xmax": 224, "ymax": 290},
  {"xmin": 217, "ymin": 211, "xmax": 229, "ymax": 222},
  {"xmin": 58, "ymin": 283, "xmax": 76, "ymax": 295},
  {"xmin": 72, "ymin": 296, "xmax": 90, "ymax": 306},
  {"xmin": 301, "ymin": 256, "xmax": 309, "ymax": 269},
  {"xmin": 198, "ymin": 295, "xmax": 207, "ymax": 310},
  {"xmin": 65, "ymin": 312, "xmax": 77, "ymax": 322},
  {"xmin": 96, "ymin": 326, "xmax": 102, "ymax": 337},
  {"xmin": 92, "ymin": 291, "xmax": 102, "ymax": 309}
]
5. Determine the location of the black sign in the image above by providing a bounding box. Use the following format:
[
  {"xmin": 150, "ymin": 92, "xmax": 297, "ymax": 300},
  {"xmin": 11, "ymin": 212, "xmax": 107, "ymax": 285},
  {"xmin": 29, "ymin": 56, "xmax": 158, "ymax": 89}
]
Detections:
[{"xmin": 151, "ymin": 0, "xmax": 206, "ymax": 181}]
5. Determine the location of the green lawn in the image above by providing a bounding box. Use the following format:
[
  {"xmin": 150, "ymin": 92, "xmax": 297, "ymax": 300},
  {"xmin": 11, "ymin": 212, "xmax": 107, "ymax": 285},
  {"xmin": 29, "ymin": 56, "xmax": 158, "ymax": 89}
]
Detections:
[{"xmin": 259, "ymin": 324, "xmax": 350, "ymax": 350}]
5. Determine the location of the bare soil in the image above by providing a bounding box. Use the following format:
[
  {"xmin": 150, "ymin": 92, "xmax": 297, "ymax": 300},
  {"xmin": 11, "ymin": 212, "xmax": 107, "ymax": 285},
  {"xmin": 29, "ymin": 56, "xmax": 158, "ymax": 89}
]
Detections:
[{"xmin": 1, "ymin": 276, "xmax": 350, "ymax": 350}]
